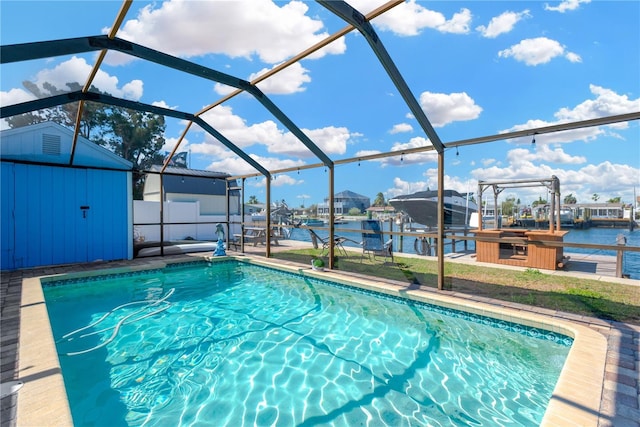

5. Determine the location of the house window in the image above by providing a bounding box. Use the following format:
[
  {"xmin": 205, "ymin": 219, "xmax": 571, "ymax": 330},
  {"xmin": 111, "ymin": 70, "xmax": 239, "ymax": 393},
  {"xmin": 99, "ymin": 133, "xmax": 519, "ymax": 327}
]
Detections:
[{"xmin": 42, "ymin": 134, "xmax": 61, "ymax": 156}]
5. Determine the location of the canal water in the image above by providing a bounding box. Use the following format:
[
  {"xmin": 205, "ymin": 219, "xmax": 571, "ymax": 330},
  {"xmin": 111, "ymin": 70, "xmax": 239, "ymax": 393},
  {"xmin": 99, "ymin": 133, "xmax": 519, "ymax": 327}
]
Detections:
[{"xmin": 288, "ymin": 221, "xmax": 639, "ymax": 280}]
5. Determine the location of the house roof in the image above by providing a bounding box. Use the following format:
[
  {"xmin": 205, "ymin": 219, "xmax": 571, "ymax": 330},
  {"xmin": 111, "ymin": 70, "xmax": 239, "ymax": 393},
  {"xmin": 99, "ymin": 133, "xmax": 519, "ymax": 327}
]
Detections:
[
  {"xmin": 148, "ymin": 165, "xmax": 230, "ymax": 178},
  {"xmin": 335, "ymin": 190, "xmax": 369, "ymax": 200}
]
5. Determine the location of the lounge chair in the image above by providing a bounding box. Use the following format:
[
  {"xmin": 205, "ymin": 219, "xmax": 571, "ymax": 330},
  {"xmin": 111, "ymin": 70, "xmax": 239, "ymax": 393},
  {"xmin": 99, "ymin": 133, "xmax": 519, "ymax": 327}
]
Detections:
[
  {"xmin": 307, "ymin": 228, "xmax": 350, "ymax": 256},
  {"xmin": 360, "ymin": 219, "xmax": 393, "ymax": 262}
]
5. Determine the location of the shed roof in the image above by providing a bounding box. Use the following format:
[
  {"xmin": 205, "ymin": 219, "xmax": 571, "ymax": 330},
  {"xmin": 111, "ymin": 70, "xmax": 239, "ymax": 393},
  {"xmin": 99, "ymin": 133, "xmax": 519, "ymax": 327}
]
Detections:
[{"xmin": 0, "ymin": 121, "xmax": 132, "ymax": 170}]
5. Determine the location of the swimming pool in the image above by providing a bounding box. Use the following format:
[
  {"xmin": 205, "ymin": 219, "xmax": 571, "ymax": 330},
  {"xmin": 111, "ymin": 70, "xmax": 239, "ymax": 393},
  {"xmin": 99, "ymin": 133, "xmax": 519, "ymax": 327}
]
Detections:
[{"xmin": 41, "ymin": 259, "xmax": 574, "ymax": 426}]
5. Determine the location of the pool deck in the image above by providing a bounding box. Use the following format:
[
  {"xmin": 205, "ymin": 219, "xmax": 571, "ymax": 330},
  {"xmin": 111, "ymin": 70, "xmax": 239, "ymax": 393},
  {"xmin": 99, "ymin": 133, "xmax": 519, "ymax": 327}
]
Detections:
[{"xmin": 1, "ymin": 245, "xmax": 638, "ymax": 427}]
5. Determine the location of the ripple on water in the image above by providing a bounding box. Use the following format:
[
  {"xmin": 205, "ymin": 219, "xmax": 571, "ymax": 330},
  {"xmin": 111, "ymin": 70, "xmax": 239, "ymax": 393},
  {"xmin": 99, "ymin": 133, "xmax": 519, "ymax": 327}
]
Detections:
[{"xmin": 46, "ymin": 262, "xmax": 571, "ymax": 426}]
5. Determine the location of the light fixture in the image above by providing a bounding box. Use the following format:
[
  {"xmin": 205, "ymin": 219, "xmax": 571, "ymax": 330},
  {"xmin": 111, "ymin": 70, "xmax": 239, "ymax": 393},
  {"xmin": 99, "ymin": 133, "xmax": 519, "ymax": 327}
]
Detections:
[
  {"xmin": 456, "ymin": 146, "xmax": 459, "ymax": 156},
  {"xmin": 531, "ymin": 133, "xmax": 537, "ymax": 145}
]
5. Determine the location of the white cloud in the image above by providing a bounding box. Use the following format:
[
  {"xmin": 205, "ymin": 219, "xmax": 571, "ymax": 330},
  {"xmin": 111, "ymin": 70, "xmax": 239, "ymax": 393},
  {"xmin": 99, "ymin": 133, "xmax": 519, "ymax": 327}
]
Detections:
[
  {"xmin": 386, "ymin": 176, "xmax": 429, "ymax": 198},
  {"xmin": 476, "ymin": 10, "xmax": 531, "ymax": 38},
  {"xmin": 556, "ymin": 85, "xmax": 640, "ymax": 121},
  {"xmin": 544, "ymin": 0, "xmax": 591, "ymax": 13},
  {"xmin": 191, "ymin": 105, "xmax": 350, "ymax": 161},
  {"xmin": 0, "ymin": 88, "xmax": 38, "ymax": 130},
  {"xmin": 506, "ymin": 145, "xmax": 586, "ymax": 165},
  {"xmin": 471, "ymin": 158, "xmax": 638, "ymax": 204},
  {"xmin": 204, "ymin": 154, "xmax": 305, "ymax": 179},
  {"xmin": 151, "ymin": 100, "xmax": 177, "ymax": 110},
  {"xmin": 389, "ymin": 123, "xmax": 413, "ymax": 134},
  {"xmin": 348, "ymin": 0, "xmax": 471, "ymax": 36},
  {"xmin": 22, "ymin": 56, "xmax": 143, "ymax": 100},
  {"xmin": 0, "ymin": 88, "xmax": 36, "ymax": 106},
  {"xmin": 387, "ymin": 174, "xmax": 476, "ymax": 198},
  {"xmin": 503, "ymin": 85, "xmax": 640, "ymax": 144},
  {"xmin": 214, "ymin": 62, "xmax": 312, "ymax": 96},
  {"xmin": 498, "ymin": 37, "xmax": 580, "ymax": 66},
  {"xmin": 361, "ymin": 136, "xmax": 437, "ymax": 167},
  {"xmin": 121, "ymin": 80, "xmax": 144, "ymax": 100},
  {"xmin": 437, "ymin": 8, "xmax": 473, "ymax": 34},
  {"xmin": 161, "ymin": 136, "xmax": 188, "ymax": 154},
  {"xmin": 418, "ymin": 91, "xmax": 483, "ymax": 127},
  {"xmin": 565, "ymin": 52, "xmax": 582, "ymax": 63},
  {"xmin": 106, "ymin": 0, "xmax": 346, "ymax": 65}
]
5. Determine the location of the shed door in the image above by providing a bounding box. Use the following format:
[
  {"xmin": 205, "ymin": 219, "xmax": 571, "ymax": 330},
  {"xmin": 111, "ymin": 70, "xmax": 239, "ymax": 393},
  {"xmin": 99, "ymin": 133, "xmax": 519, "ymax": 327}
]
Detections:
[
  {"xmin": 2, "ymin": 164, "xmax": 130, "ymax": 270},
  {"xmin": 12, "ymin": 164, "xmax": 90, "ymax": 268}
]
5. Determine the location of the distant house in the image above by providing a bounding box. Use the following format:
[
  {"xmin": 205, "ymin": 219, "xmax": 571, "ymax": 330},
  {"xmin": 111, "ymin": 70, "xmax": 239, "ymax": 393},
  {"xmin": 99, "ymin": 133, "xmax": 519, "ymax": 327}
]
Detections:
[
  {"xmin": 317, "ymin": 190, "xmax": 370, "ymax": 216},
  {"xmin": 1, "ymin": 122, "xmax": 133, "ymax": 270},
  {"xmin": 573, "ymin": 203, "xmax": 633, "ymax": 220},
  {"xmin": 136, "ymin": 166, "xmax": 242, "ymax": 243},
  {"xmin": 142, "ymin": 165, "xmax": 240, "ymax": 215}
]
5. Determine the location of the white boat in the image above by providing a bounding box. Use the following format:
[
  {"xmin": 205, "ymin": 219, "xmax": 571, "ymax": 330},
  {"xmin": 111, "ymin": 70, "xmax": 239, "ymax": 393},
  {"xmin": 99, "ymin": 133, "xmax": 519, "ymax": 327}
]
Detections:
[
  {"xmin": 251, "ymin": 200, "xmax": 295, "ymax": 225},
  {"xmin": 389, "ymin": 190, "xmax": 477, "ymax": 228}
]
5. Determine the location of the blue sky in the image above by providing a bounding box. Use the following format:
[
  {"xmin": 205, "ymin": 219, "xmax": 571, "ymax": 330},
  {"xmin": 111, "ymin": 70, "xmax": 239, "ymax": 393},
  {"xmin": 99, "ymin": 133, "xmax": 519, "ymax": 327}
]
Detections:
[{"xmin": 1, "ymin": 0, "xmax": 639, "ymax": 209}]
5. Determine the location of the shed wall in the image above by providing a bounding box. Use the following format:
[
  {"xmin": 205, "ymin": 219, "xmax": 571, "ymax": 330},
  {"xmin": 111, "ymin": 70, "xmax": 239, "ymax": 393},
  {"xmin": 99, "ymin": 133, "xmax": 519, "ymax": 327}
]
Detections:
[{"xmin": 1, "ymin": 162, "xmax": 131, "ymax": 270}]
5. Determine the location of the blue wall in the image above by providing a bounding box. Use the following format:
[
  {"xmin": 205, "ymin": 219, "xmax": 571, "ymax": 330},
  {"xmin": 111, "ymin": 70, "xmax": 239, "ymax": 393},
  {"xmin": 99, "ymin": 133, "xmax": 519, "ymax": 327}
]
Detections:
[{"xmin": 1, "ymin": 162, "xmax": 130, "ymax": 270}]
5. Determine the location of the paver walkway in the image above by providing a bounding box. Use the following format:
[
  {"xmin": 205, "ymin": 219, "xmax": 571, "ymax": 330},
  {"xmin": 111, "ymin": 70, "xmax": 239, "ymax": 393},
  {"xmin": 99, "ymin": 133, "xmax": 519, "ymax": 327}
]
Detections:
[{"xmin": 1, "ymin": 251, "xmax": 638, "ymax": 427}]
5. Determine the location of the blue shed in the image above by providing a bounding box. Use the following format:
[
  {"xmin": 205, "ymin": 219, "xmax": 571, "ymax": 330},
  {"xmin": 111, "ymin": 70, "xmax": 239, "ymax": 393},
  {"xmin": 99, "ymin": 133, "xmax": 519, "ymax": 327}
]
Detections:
[{"xmin": 1, "ymin": 122, "xmax": 133, "ymax": 270}]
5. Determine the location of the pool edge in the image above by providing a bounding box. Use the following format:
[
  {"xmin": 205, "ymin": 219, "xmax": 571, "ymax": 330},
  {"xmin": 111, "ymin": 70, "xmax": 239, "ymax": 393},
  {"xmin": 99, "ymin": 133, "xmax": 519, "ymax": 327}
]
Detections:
[
  {"xmin": 20, "ymin": 255, "xmax": 607, "ymax": 427},
  {"xmin": 18, "ymin": 277, "xmax": 74, "ymax": 426}
]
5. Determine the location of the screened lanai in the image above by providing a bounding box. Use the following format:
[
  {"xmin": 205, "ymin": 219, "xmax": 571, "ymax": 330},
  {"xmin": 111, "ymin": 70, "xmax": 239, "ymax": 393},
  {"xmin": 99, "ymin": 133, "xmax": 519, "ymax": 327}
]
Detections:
[
  {"xmin": 2, "ymin": 3, "xmax": 640, "ymax": 426},
  {"xmin": 1, "ymin": 0, "xmax": 639, "ymax": 287}
]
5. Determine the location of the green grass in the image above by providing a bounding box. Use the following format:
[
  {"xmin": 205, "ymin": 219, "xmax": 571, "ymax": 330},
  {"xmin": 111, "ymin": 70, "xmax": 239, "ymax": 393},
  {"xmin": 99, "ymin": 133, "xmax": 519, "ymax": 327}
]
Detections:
[{"xmin": 271, "ymin": 249, "xmax": 640, "ymax": 324}]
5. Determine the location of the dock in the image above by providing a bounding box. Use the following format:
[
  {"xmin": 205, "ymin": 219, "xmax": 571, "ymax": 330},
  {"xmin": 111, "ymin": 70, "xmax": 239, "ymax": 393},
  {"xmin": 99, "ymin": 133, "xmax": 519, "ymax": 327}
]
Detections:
[{"xmin": 438, "ymin": 250, "xmax": 638, "ymax": 284}]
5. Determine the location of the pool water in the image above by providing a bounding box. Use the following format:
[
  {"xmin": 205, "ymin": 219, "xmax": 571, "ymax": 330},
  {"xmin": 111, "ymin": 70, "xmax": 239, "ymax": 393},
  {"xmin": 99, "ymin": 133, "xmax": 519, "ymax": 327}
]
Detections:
[{"xmin": 43, "ymin": 260, "xmax": 572, "ymax": 426}]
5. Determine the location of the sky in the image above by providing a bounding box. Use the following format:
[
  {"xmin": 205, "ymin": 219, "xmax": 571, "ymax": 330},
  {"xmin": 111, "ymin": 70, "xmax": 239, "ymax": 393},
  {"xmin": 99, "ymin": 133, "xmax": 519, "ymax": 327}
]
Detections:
[{"xmin": 1, "ymin": 0, "xmax": 639, "ymax": 210}]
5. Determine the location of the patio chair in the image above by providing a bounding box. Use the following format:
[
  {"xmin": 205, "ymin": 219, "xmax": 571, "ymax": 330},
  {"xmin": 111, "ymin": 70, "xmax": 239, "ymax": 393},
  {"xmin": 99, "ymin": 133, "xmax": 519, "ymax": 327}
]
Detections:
[
  {"xmin": 361, "ymin": 219, "xmax": 393, "ymax": 262},
  {"xmin": 307, "ymin": 228, "xmax": 350, "ymax": 256}
]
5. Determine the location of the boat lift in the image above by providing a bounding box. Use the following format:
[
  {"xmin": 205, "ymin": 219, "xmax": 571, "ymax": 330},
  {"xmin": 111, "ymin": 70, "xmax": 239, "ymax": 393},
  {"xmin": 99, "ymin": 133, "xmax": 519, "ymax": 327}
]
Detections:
[
  {"xmin": 475, "ymin": 176, "xmax": 568, "ymax": 271},
  {"xmin": 477, "ymin": 176, "xmax": 562, "ymax": 232}
]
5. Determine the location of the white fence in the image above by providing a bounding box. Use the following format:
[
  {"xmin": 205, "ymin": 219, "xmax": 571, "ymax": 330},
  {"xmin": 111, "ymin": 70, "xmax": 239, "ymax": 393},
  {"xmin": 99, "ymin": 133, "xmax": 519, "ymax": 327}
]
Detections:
[{"xmin": 133, "ymin": 200, "xmax": 245, "ymax": 242}]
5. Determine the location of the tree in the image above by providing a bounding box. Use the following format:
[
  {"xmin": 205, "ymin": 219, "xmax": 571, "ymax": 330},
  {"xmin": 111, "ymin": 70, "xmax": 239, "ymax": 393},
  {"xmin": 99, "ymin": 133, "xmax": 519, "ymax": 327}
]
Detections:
[
  {"xmin": 501, "ymin": 196, "xmax": 516, "ymax": 216},
  {"xmin": 6, "ymin": 82, "xmax": 109, "ymax": 140},
  {"xmin": 532, "ymin": 197, "xmax": 547, "ymax": 207},
  {"xmin": 94, "ymin": 107, "xmax": 166, "ymax": 199},
  {"xmin": 608, "ymin": 196, "xmax": 622, "ymax": 203},
  {"xmin": 564, "ymin": 193, "xmax": 577, "ymax": 204},
  {"xmin": 373, "ymin": 192, "xmax": 386, "ymax": 207},
  {"xmin": 248, "ymin": 195, "xmax": 260, "ymax": 204}
]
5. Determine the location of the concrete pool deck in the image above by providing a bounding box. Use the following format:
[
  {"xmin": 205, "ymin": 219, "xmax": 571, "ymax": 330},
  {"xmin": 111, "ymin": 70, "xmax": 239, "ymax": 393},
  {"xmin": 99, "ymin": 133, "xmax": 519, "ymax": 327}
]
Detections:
[{"xmin": 1, "ymin": 250, "xmax": 638, "ymax": 427}]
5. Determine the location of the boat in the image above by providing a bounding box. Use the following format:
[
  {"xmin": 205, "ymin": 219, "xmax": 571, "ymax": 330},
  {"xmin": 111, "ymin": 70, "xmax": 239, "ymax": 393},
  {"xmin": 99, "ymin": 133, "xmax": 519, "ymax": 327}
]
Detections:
[
  {"xmin": 324, "ymin": 216, "xmax": 348, "ymax": 225},
  {"xmin": 389, "ymin": 190, "xmax": 477, "ymax": 228},
  {"xmin": 251, "ymin": 200, "xmax": 295, "ymax": 225}
]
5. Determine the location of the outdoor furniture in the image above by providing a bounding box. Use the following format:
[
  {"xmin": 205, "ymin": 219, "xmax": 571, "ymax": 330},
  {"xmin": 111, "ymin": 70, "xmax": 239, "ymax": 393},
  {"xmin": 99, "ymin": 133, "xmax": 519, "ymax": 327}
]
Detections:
[
  {"xmin": 307, "ymin": 228, "xmax": 349, "ymax": 256},
  {"xmin": 360, "ymin": 219, "xmax": 393, "ymax": 262},
  {"xmin": 235, "ymin": 227, "xmax": 280, "ymax": 247}
]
